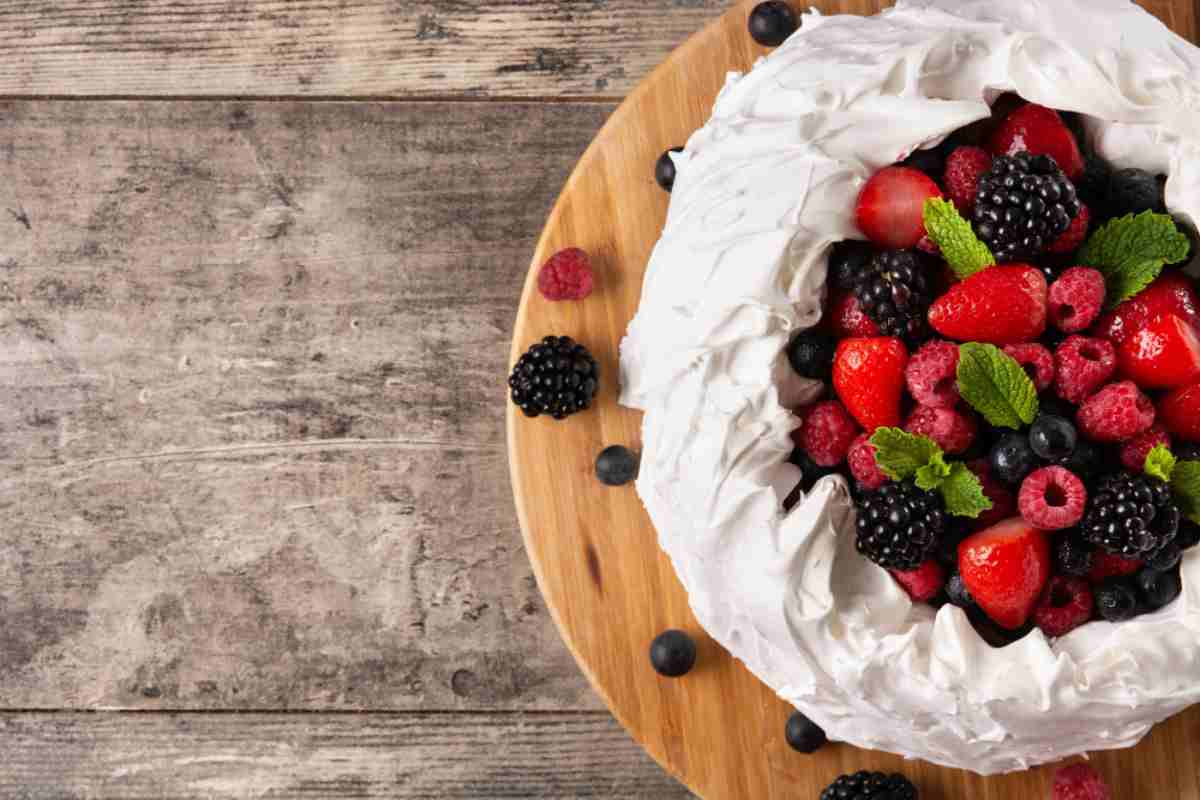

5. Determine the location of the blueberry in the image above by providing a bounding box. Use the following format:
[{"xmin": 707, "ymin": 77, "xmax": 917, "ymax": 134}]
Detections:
[
  {"xmin": 655, "ymin": 147, "xmax": 683, "ymax": 192},
  {"xmin": 1029, "ymin": 415, "xmax": 1077, "ymax": 461},
  {"xmin": 1055, "ymin": 438, "xmax": 1105, "ymax": 482},
  {"xmin": 1095, "ymin": 578, "xmax": 1140, "ymax": 622},
  {"xmin": 989, "ymin": 433, "xmax": 1040, "ymax": 485},
  {"xmin": 649, "ymin": 630, "xmax": 697, "ymax": 678},
  {"xmin": 786, "ymin": 330, "xmax": 835, "ymax": 380},
  {"xmin": 748, "ymin": 1, "xmax": 799, "ymax": 47},
  {"xmin": 595, "ymin": 445, "xmax": 639, "ymax": 487},
  {"xmin": 946, "ymin": 571, "xmax": 975, "ymax": 609},
  {"xmin": 1105, "ymin": 168, "xmax": 1166, "ymax": 218},
  {"xmin": 827, "ymin": 240, "xmax": 874, "ymax": 291},
  {"xmin": 1136, "ymin": 566, "xmax": 1182, "ymax": 611},
  {"xmin": 784, "ymin": 712, "xmax": 826, "ymax": 753},
  {"xmin": 1146, "ymin": 543, "xmax": 1182, "ymax": 573}
]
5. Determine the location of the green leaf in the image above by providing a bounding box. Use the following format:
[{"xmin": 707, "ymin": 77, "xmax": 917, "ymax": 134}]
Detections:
[
  {"xmin": 1170, "ymin": 459, "xmax": 1200, "ymax": 524},
  {"xmin": 939, "ymin": 462, "xmax": 993, "ymax": 519},
  {"xmin": 956, "ymin": 342, "xmax": 1039, "ymax": 429},
  {"xmin": 868, "ymin": 428, "xmax": 942, "ymax": 481},
  {"xmin": 915, "ymin": 451, "xmax": 952, "ymax": 491},
  {"xmin": 1144, "ymin": 444, "xmax": 1177, "ymax": 483},
  {"xmin": 923, "ymin": 198, "xmax": 996, "ymax": 279},
  {"xmin": 1078, "ymin": 212, "xmax": 1191, "ymax": 309}
]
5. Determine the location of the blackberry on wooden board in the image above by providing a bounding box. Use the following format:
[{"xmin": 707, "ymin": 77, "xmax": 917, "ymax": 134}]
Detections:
[
  {"xmin": 820, "ymin": 771, "xmax": 918, "ymax": 800},
  {"xmin": 508, "ymin": 336, "xmax": 599, "ymax": 420},
  {"xmin": 855, "ymin": 481, "xmax": 946, "ymax": 570},
  {"xmin": 972, "ymin": 151, "xmax": 1080, "ymax": 262},
  {"xmin": 853, "ymin": 249, "xmax": 933, "ymax": 344}
]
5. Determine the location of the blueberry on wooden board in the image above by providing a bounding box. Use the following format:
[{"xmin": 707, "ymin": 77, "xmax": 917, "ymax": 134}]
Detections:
[
  {"xmin": 784, "ymin": 711, "xmax": 827, "ymax": 753},
  {"xmin": 595, "ymin": 445, "xmax": 639, "ymax": 486},
  {"xmin": 649, "ymin": 630, "xmax": 697, "ymax": 678},
  {"xmin": 748, "ymin": 2, "xmax": 799, "ymax": 48},
  {"xmin": 655, "ymin": 147, "xmax": 683, "ymax": 192}
]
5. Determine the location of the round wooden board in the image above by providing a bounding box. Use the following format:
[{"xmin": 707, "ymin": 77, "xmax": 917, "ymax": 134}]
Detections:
[{"xmin": 507, "ymin": 2, "xmax": 1200, "ymax": 797}]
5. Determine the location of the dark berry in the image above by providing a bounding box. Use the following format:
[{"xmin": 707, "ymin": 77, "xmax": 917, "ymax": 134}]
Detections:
[
  {"xmin": 784, "ymin": 711, "xmax": 827, "ymax": 753},
  {"xmin": 1054, "ymin": 532, "xmax": 1096, "ymax": 577},
  {"xmin": 1105, "ymin": 168, "xmax": 1166, "ymax": 218},
  {"xmin": 1076, "ymin": 153, "xmax": 1113, "ymax": 216},
  {"xmin": 1136, "ymin": 566, "xmax": 1182, "ymax": 611},
  {"xmin": 854, "ymin": 481, "xmax": 946, "ymax": 570},
  {"xmin": 748, "ymin": 1, "xmax": 799, "ymax": 47},
  {"xmin": 820, "ymin": 771, "xmax": 918, "ymax": 800},
  {"xmin": 1145, "ymin": 542, "xmax": 1182, "ymax": 573},
  {"xmin": 946, "ymin": 571, "xmax": 975, "ymax": 609},
  {"xmin": 902, "ymin": 147, "xmax": 945, "ymax": 179},
  {"xmin": 508, "ymin": 336, "xmax": 599, "ymax": 420},
  {"xmin": 655, "ymin": 147, "xmax": 683, "ymax": 192},
  {"xmin": 1055, "ymin": 438, "xmax": 1106, "ymax": 482},
  {"xmin": 1177, "ymin": 519, "xmax": 1200, "ymax": 550},
  {"xmin": 989, "ymin": 433, "xmax": 1040, "ymax": 485},
  {"xmin": 595, "ymin": 445, "xmax": 639, "ymax": 487},
  {"xmin": 1029, "ymin": 415, "xmax": 1077, "ymax": 461},
  {"xmin": 972, "ymin": 151, "xmax": 1080, "ymax": 262},
  {"xmin": 649, "ymin": 630, "xmax": 697, "ymax": 678},
  {"xmin": 853, "ymin": 249, "xmax": 933, "ymax": 344},
  {"xmin": 786, "ymin": 330, "xmax": 835, "ymax": 381},
  {"xmin": 1080, "ymin": 472, "xmax": 1180, "ymax": 557},
  {"xmin": 1095, "ymin": 578, "xmax": 1140, "ymax": 622},
  {"xmin": 828, "ymin": 240, "xmax": 874, "ymax": 291}
]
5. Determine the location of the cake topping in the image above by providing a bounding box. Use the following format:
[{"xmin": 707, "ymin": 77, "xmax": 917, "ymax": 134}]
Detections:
[{"xmin": 972, "ymin": 152, "xmax": 1081, "ymax": 262}]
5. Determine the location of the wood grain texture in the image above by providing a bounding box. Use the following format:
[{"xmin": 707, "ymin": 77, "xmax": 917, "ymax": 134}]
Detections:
[
  {"xmin": 0, "ymin": 712, "xmax": 694, "ymax": 798},
  {"xmin": 508, "ymin": 1, "xmax": 1200, "ymax": 799}
]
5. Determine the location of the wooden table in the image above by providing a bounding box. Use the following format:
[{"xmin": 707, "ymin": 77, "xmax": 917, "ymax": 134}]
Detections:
[{"xmin": 0, "ymin": 2, "xmax": 1194, "ymax": 798}]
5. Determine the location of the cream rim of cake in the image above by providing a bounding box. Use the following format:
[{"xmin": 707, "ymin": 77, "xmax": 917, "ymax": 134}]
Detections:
[{"xmin": 619, "ymin": 0, "xmax": 1200, "ymax": 776}]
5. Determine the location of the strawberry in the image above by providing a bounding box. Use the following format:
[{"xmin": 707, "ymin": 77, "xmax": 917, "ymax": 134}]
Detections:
[
  {"xmin": 943, "ymin": 146, "xmax": 991, "ymax": 215},
  {"xmin": 854, "ymin": 166, "xmax": 943, "ymax": 250},
  {"xmin": 958, "ymin": 517, "xmax": 1051, "ymax": 630},
  {"xmin": 1117, "ymin": 313, "xmax": 1200, "ymax": 389},
  {"xmin": 890, "ymin": 560, "xmax": 946, "ymax": 603},
  {"xmin": 1093, "ymin": 272, "xmax": 1200, "ymax": 346},
  {"xmin": 833, "ymin": 337, "xmax": 908, "ymax": 432},
  {"xmin": 1158, "ymin": 382, "xmax": 1200, "ymax": 441},
  {"xmin": 829, "ymin": 290, "xmax": 881, "ymax": 338},
  {"xmin": 927, "ymin": 264, "xmax": 1048, "ymax": 345},
  {"xmin": 988, "ymin": 104, "xmax": 1084, "ymax": 180}
]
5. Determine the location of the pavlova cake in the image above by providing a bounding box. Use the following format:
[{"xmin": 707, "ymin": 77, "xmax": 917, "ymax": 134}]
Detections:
[{"xmin": 618, "ymin": 0, "xmax": 1200, "ymax": 776}]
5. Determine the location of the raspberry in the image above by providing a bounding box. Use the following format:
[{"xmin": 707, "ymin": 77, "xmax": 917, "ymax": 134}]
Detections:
[
  {"xmin": 847, "ymin": 433, "xmax": 888, "ymax": 490},
  {"xmin": 1019, "ymin": 466, "xmax": 1086, "ymax": 530},
  {"xmin": 904, "ymin": 340, "xmax": 960, "ymax": 408},
  {"xmin": 970, "ymin": 461, "xmax": 1017, "ymax": 530},
  {"xmin": 1052, "ymin": 763, "xmax": 1111, "ymax": 800},
  {"xmin": 1119, "ymin": 423, "xmax": 1171, "ymax": 472},
  {"xmin": 905, "ymin": 405, "xmax": 977, "ymax": 454},
  {"xmin": 829, "ymin": 290, "xmax": 881, "ymax": 338},
  {"xmin": 800, "ymin": 400, "xmax": 861, "ymax": 467},
  {"xmin": 1088, "ymin": 551, "xmax": 1143, "ymax": 583},
  {"xmin": 1054, "ymin": 336, "xmax": 1117, "ymax": 404},
  {"xmin": 1033, "ymin": 576, "xmax": 1094, "ymax": 637},
  {"xmin": 1003, "ymin": 343, "xmax": 1055, "ymax": 391},
  {"xmin": 943, "ymin": 146, "xmax": 992, "ymax": 215},
  {"xmin": 1048, "ymin": 266, "xmax": 1105, "ymax": 332},
  {"xmin": 1047, "ymin": 203, "xmax": 1092, "ymax": 254},
  {"xmin": 890, "ymin": 559, "xmax": 946, "ymax": 602},
  {"xmin": 1077, "ymin": 381, "xmax": 1156, "ymax": 442},
  {"xmin": 537, "ymin": 248, "xmax": 594, "ymax": 301}
]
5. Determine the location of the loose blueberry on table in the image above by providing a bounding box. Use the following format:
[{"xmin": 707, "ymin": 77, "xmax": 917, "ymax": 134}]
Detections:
[
  {"xmin": 786, "ymin": 99, "xmax": 1198, "ymax": 645},
  {"xmin": 748, "ymin": 1, "xmax": 799, "ymax": 48},
  {"xmin": 649, "ymin": 629, "xmax": 697, "ymax": 678}
]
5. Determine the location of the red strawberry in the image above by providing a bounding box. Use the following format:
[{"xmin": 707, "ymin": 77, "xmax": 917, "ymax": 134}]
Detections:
[
  {"xmin": 927, "ymin": 264, "xmax": 1048, "ymax": 345},
  {"xmin": 1158, "ymin": 382, "xmax": 1200, "ymax": 441},
  {"xmin": 958, "ymin": 517, "xmax": 1051, "ymax": 630},
  {"xmin": 854, "ymin": 166, "xmax": 943, "ymax": 250},
  {"xmin": 829, "ymin": 290, "xmax": 881, "ymax": 338},
  {"xmin": 943, "ymin": 146, "xmax": 991, "ymax": 215},
  {"xmin": 1094, "ymin": 272, "xmax": 1200, "ymax": 346},
  {"xmin": 1117, "ymin": 313, "xmax": 1200, "ymax": 389},
  {"xmin": 833, "ymin": 337, "xmax": 908, "ymax": 432},
  {"xmin": 988, "ymin": 104, "xmax": 1084, "ymax": 180}
]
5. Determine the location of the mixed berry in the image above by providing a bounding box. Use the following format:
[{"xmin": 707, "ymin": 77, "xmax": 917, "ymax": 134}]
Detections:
[{"xmin": 787, "ymin": 99, "xmax": 1199, "ymax": 644}]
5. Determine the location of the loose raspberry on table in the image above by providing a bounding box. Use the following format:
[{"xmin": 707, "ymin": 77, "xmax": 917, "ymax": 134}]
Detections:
[
  {"xmin": 1048, "ymin": 266, "xmax": 1105, "ymax": 332},
  {"xmin": 847, "ymin": 433, "xmax": 888, "ymax": 490},
  {"xmin": 1052, "ymin": 762, "xmax": 1111, "ymax": 800},
  {"xmin": 1088, "ymin": 551, "xmax": 1143, "ymax": 583},
  {"xmin": 1119, "ymin": 424, "xmax": 1171, "ymax": 472},
  {"xmin": 800, "ymin": 400, "xmax": 861, "ymax": 467},
  {"xmin": 829, "ymin": 290, "xmax": 881, "ymax": 338},
  {"xmin": 890, "ymin": 559, "xmax": 946, "ymax": 602},
  {"xmin": 1077, "ymin": 381, "xmax": 1156, "ymax": 442},
  {"xmin": 537, "ymin": 247, "xmax": 594, "ymax": 301},
  {"xmin": 1003, "ymin": 343, "xmax": 1055, "ymax": 391},
  {"xmin": 905, "ymin": 340, "xmax": 961, "ymax": 408},
  {"xmin": 1019, "ymin": 466, "xmax": 1086, "ymax": 530},
  {"xmin": 943, "ymin": 146, "xmax": 992, "ymax": 215},
  {"xmin": 905, "ymin": 405, "xmax": 977, "ymax": 454},
  {"xmin": 1033, "ymin": 576, "xmax": 1094, "ymax": 637},
  {"xmin": 1055, "ymin": 336, "xmax": 1117, "ymax": 404},
  {"xmin": 1047, "ymin": 203, "xmax": 1091, "ymax": 254}
]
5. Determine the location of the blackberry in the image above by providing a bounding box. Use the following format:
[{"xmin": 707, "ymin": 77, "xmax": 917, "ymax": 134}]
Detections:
[
  {"xmin": 820, "ymin": 771, "xmax": 918, "ymax": 800},
  {"xmin": 786, "ymin": 329, "xmax": 835, "ymax": 380},
  {"xmin": 972, "ymin": 152, "xmax": 1080, "ymax": 262},
  {"xmin": 1080, "ymin": 472, "xmax": 1180, "ymax": 558},
  {"xmin": 508, "ymin": 336, "xmax": 599, "ymax": 420},
  {"xmin": 828, "ymin": 240, "xmax": 874, "ymax": 291},
  {"xmin": 853, "ymin": 249, "xmax": 932, "ymax": 343},
  {"xmin": 855, "ymin": 481, "xmax": 946, "ymax": 570}
]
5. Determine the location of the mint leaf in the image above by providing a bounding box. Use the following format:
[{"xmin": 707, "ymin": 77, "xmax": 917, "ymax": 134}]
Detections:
[
  {"xmin": 1078, "ymin": 212, "xmax": 1190, "ymax": 308},
  {"xmin": 1144, "ymin": 444, "xmax": 1177, "ymax": 483},
  {"xmin": 924, "ymin": 198, "xmax": 996, "ymax": 279},
  {"xmin": 915, "ymin": 451, "xmax": 952, "ymax": 491},
  {"xmin": 869, "ymin": 428, "xmax": 942, "ymax": 481},
  {"xmin": 956, "ymin": 342, "xmax": 1039, "ymax": 429},
  {"xmin": 1170, "ymin": 459, "xmax": 1200, "ymax": 524},
  {"xmin": 940, "ymin": 462, "xmax": 992, "ymax": 519}
]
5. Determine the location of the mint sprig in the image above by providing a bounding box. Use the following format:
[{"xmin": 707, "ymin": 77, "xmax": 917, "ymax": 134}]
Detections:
[
  {"xmin": 956, "ymin": 342, "xmax": 1039, "ymax": 430},
  {"xmin": 1138, "ymin": 443, "xmax": 1200, "ymax": 524},
  {"xmin": 1078, "ymin": 212, "xmax": 1190, "ymax": 309},
  {"xmin": 1144, "ymin": 443, "xmax": 1177, "ymax": 483},
  {"xmin": 923, "ymin": 198, "xmax": 996, "ymax": 280},
  {"xmin": 868, "ymin": 428, "xmax": 992, "ymax": 518}
]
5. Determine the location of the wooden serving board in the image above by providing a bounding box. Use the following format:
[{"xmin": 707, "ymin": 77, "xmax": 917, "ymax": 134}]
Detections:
[{"xmin": 507, "ymin": 2, "xmax": 1200, "ymax": 797}]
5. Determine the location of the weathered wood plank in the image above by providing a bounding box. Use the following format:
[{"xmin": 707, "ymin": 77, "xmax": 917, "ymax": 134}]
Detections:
[
  {"xmin": 0, "ymin": 711, "xmax": 694, "ymax": 798},
  {"xmin": 0, "ymin": 100, "xmax": 616, "ymax": 710}
]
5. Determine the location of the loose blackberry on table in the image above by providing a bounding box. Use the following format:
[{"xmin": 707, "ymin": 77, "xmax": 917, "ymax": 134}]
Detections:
[
  {"xmin": 972, "ymin": 151, "xmax": 1080, "ymax": 262},
  {"xmin": 855, "ymin": 482, "xmax": 946, "ymax": 570},
  {"xmin": 820, "ymin": 771, "xmax": 918, "ymax": 800},
  {"xmin": 508, "ymin": 336, "xmax": 599, "ymax": 420}
]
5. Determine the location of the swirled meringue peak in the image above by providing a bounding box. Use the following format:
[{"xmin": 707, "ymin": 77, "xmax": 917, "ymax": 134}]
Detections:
[{"xmin": 619, "ymin": 0, "xmax": 1200, "ymax": 775}]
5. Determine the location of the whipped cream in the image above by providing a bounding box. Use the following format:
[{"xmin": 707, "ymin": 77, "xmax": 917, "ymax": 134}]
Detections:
[{"xmin": 620, "ymin": 0, "xmax": 1200, "ymax": 775}]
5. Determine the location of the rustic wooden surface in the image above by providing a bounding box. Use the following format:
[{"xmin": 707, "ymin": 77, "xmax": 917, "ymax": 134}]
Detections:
[{"xmin": 0, "ymin": 0, "xmax": 1193, "ymax": 798}]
